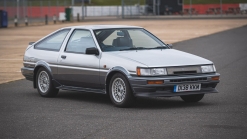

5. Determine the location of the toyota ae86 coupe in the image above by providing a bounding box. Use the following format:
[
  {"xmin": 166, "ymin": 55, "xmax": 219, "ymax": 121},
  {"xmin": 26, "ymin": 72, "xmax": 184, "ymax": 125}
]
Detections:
[{"xmin": 21, "ymin": 25, "xmax": 220, "ymax": 107}]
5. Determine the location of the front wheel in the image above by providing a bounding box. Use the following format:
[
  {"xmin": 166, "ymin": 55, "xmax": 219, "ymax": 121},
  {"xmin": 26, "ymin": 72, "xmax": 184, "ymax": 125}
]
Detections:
[
  {"xmin": 36, "ymin": 67, "xmax": 59, "ymax": 97},
  {"xmin": 180, "ymin": 94, "xmax": 204, "ymax": 102},
  {"xmin": 109, "ymin": 73, "xmax": 135, "ymax": 107}
]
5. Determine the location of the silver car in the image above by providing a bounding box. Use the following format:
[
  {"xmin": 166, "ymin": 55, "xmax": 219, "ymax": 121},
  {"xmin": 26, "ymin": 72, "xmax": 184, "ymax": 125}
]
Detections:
[{"xmin": 21, "ymin": 25, "xmax": 220, "ymax": 107}]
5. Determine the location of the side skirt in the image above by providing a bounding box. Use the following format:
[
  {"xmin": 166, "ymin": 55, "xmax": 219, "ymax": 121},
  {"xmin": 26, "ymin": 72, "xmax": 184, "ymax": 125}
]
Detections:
[{"xmin": 57, "ymin": 85, "xmax": 106, "ymax": 94}]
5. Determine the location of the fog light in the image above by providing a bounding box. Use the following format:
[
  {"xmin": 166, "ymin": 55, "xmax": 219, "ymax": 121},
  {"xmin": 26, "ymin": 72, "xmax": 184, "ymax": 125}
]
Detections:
[
  {"xmin": 211, "ymin": 76, "xmax": 220, "ymax": 80},
  {"xmin": 147, "ymin": 80, "xmax": 164, "ymax": 84}
]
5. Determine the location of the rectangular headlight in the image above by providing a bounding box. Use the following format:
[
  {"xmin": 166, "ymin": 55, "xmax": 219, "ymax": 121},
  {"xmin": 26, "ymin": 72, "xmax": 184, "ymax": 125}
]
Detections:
[
  {"xmin": 150, "ymin": 68, "xmax": 167, "ymax": 75},
  {"xmin": 201, "ymin": 65, "xmax": 215, "ymax": 73},
  {"xmin": 139, "ymin": 68, "xmax": 151, "ymax": 76},
  {"xmin": 137, "ymin": 68, "xmax": 167, "ymax": 76}
]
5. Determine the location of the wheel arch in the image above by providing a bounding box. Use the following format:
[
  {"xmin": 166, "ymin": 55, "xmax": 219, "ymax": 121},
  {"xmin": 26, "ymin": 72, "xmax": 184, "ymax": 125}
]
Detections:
[
  {"xmin": 105, "ymin": 66, "xmax": 133, "ymax": 95},
  {"xmin": 33, "ymin": 61, "xmax": 53, "ymax": 88}
]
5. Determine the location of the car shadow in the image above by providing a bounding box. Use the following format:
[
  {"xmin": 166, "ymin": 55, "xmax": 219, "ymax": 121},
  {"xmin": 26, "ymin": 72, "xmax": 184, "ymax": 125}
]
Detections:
[
  {"xmin": 56, "ymin": 90, "xmax": 112, "ymax": 106},
  {"xmin": 134, "ymin": 97, "xmax": 212, "ymax": 109},
  {"xmin": 55, "ymin": 90, "xmax": 213, "ymax": 109}
]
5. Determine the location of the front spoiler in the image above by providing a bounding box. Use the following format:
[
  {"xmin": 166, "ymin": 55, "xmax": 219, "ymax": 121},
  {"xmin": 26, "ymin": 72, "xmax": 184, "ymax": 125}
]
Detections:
[
  {"xmin": 133, "ymin": 87, "xmax": 218, "ymax": 97},
  {"xmin": 128, "ymin": 73, "xmax": 220, "ymax": 97}
]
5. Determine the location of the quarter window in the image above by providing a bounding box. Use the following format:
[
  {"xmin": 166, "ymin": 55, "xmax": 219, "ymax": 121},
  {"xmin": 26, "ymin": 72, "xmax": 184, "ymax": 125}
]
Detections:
[
  {"xmin": 65, "ymin": 30, "xmax": 96, "ymax": 53},
  {"xmin": 35, "ymin": 29, "xmax": 70, "ymax": 51}
]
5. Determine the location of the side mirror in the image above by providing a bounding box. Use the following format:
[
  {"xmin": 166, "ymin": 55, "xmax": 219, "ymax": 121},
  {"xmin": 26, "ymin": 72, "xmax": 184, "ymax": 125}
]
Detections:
[
  {"xmin": 167, "ymin": 44, "xmax": 173, "ymax": 49},
  {"xmin": 86, "ymin": 47, "xmax": 99, "ymax": 55}
]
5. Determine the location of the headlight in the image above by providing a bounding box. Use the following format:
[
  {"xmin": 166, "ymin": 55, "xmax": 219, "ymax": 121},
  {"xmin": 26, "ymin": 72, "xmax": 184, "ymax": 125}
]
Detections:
[
  {"xmin": 137, "ymin": 68, "xmax": 167, "ymax": 76},
  {"xmin": 201, "ymin": 65, "xmax": 216, "ymax": 73}
]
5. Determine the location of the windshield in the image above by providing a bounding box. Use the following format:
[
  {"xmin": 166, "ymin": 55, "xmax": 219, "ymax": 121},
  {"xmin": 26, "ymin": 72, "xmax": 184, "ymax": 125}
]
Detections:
[{"xmin": 94, "ymin": 28, "xmax": 168, "ymax": 52}]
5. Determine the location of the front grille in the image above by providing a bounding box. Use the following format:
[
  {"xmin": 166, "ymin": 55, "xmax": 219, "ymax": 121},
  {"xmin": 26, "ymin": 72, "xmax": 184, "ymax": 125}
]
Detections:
[
  {"xmin": 173, "ymin": 71, "xmax": 197, "ymax": 75},
  {"xmin": 170, "ymin": 78, "xmax": 207, "ymax": 83},
  {"xmin": 167, "ymin": 66, "xmax": 201, "ymax": 75}
]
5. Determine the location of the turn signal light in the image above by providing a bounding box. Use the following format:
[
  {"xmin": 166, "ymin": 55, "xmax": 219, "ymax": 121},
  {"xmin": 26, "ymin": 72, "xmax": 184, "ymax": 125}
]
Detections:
[
  {"xmin": 211, "ymin": 76, "xmax": 220, "ymax": 80},
  {"xmin": 137, "ymin": 68, "xmax": 141, "ymax": 76},
  {"xmin": 147, "ymin": 80, "xmax": 164, "ymax": 84}
]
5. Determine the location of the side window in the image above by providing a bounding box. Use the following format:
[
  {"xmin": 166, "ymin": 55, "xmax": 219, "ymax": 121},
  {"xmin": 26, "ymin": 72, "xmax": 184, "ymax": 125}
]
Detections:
[
  {"xmin": 65, "ymin": 29, "xmax": 96, "ymax": 53},
  {"xmin": 35, "ymin": 29, "xmax": 70, "ymax": 51}
]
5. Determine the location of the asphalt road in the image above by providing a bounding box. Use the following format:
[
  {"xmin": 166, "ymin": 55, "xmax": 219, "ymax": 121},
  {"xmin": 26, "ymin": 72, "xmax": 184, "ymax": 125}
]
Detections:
[{"xmin": 1, "ymin": 25, "xmax": 247, "ymax": 139}]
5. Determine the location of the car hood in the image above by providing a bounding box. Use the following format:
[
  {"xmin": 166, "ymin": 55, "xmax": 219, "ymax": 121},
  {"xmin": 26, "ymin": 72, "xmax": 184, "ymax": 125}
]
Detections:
[{"xmin": 107, "ymin": 49, "xmax": 213, "ymax": 67}]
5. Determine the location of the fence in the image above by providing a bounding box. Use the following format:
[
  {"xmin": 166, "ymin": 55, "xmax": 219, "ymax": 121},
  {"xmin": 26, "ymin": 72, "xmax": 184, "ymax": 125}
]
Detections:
[
  {"xmin": 0, "ymin": 0, "xmax": 246, "ymax": 27},
  {"xmin": 0, "ymin": 0, "xmax": 145, "ymax": 26},
  {"xmin": 72, "ymin": 5, "xmax": 145, "ymax": 17},
  {"xmin": 0, "ymin": 0, "xmax": 71, "ymax": 25}
]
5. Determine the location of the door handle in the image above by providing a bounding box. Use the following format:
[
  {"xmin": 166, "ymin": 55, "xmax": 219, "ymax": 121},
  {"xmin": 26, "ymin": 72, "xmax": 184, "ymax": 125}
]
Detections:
[{"xmin": 61, "ymin": 55, "xmax": 66, "ymax": 59}]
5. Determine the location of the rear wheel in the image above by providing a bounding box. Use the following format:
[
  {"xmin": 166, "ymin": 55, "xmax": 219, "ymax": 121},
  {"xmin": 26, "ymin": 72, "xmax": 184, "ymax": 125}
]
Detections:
[
  {"xmin": 180, "ymin": 94, "xmax": 204, "ymax": 102},
  {"xmin": 109, "ymin": 73, "xmax": 135, "ymax": 107},
  {"xmin": 36, "ymin": 67, "xmax": 59, "ymax": 97}
]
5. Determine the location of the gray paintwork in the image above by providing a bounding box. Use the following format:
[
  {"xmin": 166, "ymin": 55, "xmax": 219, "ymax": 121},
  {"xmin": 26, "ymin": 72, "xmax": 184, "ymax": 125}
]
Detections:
[{"xmin": 21, "ymin": 25, "xmax": 220, "ymax": 96}]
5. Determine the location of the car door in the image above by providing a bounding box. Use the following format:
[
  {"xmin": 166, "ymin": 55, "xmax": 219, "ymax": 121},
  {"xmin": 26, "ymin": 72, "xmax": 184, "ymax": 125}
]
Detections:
[{"xmin": 56, "ymin": 29, "xmax": 101, "ymax": 89}]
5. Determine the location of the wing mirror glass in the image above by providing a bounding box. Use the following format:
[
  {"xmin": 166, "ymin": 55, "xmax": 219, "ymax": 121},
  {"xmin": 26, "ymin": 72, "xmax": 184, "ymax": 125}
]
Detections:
[{"xmin": 86, "ymin": 47, "xmax": 99, "ymax": 55}]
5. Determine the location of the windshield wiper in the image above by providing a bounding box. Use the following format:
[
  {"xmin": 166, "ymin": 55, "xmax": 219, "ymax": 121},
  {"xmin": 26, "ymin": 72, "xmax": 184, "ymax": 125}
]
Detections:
[
  {"xmin": 150, "ymin": 46, "xmax": 168, "ymax": 49},
  {"xmin": 119, "ymin": 46, "xmax": 168, "ymax": 51},
  {"xmin": 119, "ymin": 47, "xmax": 148, "ymax": 51}
]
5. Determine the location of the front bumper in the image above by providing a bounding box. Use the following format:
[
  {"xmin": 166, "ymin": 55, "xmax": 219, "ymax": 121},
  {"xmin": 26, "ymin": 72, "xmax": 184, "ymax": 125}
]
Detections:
[
  {"xmin": 128, "ymin": 73, "xmax": 220, "ymax": 97},
  {"xmin": 21, "ymin": 67, "xmax": 34, "ymax": 81}
]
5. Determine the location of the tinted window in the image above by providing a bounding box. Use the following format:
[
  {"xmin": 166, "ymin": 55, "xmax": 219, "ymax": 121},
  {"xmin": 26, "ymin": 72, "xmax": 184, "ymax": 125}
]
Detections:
[
  {"xmin": 65, "ymin": 30, "xmax": 96, "ymax": 53},
  {"xmin": 128, "ymin": 30, "xmax": 163, "ymax": 47},
  {"xmin": 94, "ymin": 28, "xmax": 166, "ymax": 52},
  {"xmin": 35, "ymin": 29, "xmax": 70, "ymax": 51},
  {"xmin": 102, "ymin": 30, "xmax": 119, "ymax": 45}
]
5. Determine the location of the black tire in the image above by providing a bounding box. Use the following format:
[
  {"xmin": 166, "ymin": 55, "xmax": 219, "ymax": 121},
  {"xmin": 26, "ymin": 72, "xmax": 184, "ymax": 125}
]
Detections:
[
  {"xmin": 180, "ymin": 94, "xmax": 204, "ymax": 102},
  {"xmin": 36, "ymin": 67, "xmax": 59, "ymax": 97},
  {"xmin": 109, "ymin": 73, "xmax": 135, "ymax": 107}
]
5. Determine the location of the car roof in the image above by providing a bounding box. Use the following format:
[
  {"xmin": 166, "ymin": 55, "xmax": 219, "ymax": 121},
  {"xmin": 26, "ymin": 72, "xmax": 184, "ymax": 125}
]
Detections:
[{"xmin": 62, "ymin": 25, "xmax": 143, "ymax": 30}]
